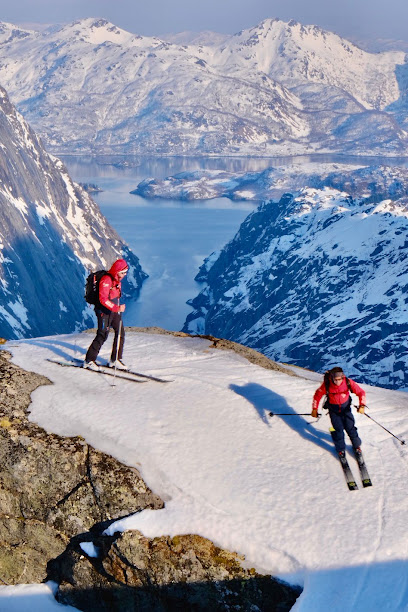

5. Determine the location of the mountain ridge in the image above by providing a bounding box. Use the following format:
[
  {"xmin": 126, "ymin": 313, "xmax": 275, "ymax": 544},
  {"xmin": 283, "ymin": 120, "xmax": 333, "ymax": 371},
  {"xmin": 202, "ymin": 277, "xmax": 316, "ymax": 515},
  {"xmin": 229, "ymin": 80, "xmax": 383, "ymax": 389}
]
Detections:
[
  {"xmin": 0, "ymin": 17, "xmax": 407, "ymax": 155},
  {"xmin": 182, "ymin": 173, "xmax": 408, "ymax": 389},
  {"xmin": 0, "ymin": 84, "xmax": 146, "ymax": 339}
]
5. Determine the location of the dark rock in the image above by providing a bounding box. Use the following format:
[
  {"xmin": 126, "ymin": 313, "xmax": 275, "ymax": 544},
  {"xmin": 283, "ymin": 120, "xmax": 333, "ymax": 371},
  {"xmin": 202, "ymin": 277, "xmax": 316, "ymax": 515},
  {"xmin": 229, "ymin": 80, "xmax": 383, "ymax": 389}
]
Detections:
[{"xmin": 55, "ymin": 532, "xmax": 301, "ymax": 611}]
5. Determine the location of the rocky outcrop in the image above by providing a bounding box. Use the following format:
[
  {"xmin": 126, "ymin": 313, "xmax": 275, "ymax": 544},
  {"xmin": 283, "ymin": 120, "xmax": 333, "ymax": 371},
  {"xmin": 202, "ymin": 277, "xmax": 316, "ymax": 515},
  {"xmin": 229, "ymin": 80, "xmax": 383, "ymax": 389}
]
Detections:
[
  {"xmin": 131, "ymin": 164, "xmax": 408, "ymax": 203},
  {"xmin": 0, "ymin": 345, "xmax": 301, "ymax": 609},
  {"xmin": 0, "ymin": 350, "xmax": 162, "ymax": 584},
  {"xmin": 53, "ymin": 532, "xmax": 300, "ymax": 611}
]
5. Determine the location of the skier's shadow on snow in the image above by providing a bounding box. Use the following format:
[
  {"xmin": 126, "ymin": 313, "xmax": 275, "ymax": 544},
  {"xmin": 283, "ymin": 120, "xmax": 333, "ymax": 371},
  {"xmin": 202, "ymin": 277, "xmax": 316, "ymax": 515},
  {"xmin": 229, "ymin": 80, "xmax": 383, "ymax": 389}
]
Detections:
[
  {"xmin": 230, "ymin": 382, "xmax": 333, "ymax": 452},
  {"xmin": 22, "ymin": 338, "xmax": 86, "ymax": 361}
]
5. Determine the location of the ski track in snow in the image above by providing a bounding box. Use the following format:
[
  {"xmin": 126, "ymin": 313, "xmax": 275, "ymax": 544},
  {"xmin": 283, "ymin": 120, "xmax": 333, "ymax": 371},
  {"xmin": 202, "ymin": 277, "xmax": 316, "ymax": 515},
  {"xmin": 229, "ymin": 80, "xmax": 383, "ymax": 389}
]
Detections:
[{"xmin": 1, "ymin": 331, "xmax": 408, "ymax": 611}]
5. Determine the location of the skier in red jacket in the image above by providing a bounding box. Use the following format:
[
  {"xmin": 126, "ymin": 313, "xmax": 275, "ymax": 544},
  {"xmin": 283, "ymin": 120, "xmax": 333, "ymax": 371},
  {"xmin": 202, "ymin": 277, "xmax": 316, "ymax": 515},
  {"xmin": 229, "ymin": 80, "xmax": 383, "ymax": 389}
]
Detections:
[
  {"xmin": 84, "ymin": 258, "xmax": 129, "ymax": 371},
  {"xmin": 312, "ymin": 366, "xmax": 367, "ymax": 457}
]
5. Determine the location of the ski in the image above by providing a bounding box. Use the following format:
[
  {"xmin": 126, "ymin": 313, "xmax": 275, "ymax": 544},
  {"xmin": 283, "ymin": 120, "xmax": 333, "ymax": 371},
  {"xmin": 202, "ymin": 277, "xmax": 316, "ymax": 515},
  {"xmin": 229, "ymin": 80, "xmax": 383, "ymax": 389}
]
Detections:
[
  {"xmin": 337, "ymin": 452, "xmax": 359, "ymax": 491},
  {"xmin": 330, "ymin": 428, "xmax": 358, "ymax": 491},
  {"xmin": 99, "ymin": 364, "xmax": 173, "ymax": 383},
  {"xmin": 51, "ymin": 357, "xmax": 173, "ymax": 383},
  {"xmin": 354, "ymin": 448, "xmax": 372, "ymax": 488},
  {"xmin": 46, "ymin": 359, "xmax": 148, "ymax": 383}
]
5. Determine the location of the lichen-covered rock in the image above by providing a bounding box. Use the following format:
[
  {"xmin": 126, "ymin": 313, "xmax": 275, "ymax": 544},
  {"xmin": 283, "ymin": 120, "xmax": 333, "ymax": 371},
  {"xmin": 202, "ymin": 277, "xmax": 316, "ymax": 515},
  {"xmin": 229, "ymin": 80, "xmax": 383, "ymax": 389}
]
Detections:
[
  {"xmin": 0, "ymin": 351, "xmax": 162, "ymax": 583},
  {"xmin": 0, "ymin": 518, "xmax": 68, "ymax": 584},
  {"xmin": 102, "ymin": 532, "xmax": 248, "ymax": 586},
  {"xmin": 55, "ymin": 531, "xmax": 301, "ymax": 611}
]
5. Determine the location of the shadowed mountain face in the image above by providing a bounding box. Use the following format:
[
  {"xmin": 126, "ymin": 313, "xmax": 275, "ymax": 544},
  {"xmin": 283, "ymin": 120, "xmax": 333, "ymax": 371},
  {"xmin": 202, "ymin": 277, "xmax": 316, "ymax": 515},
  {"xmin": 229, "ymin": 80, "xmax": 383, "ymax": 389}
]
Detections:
[
  {"xmin": 0, "ymin": 18, "xmax": 407, "ymax": 156},
  {"xmin": 0, "ymin": 86, "xmax": 146, "ymax": 339},
  {"xmin": 183, "ymin": 184, "xmax": 408, "ymax": 389}
]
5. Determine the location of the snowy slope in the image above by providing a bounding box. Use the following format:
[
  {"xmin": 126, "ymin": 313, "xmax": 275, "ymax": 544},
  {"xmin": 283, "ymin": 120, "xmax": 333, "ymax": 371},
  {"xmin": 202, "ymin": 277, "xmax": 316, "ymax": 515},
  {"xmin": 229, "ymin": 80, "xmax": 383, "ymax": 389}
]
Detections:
[
  {"xmin": 2, "ymin": 331, "xmax": 408, "ymax": 610},
  {"xmin": 213, "ymin": 18, "xmax": 403, "ymax": 110},
  {"xmin": 183, "ymin": 172, "xmax": 408, "ymax": 390},
  {"xmin": 0, "ymin": 17, "xmax": 406, "ymax": 155},
  {"xmin": 0, "ymin": 85, "xmax": 146, "ymax": 340}
]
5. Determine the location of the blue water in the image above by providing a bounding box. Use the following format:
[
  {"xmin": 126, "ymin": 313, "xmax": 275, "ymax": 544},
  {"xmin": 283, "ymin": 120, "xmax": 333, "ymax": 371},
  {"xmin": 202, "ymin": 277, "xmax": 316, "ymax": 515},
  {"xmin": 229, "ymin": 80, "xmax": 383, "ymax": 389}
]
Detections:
[
  {"xmin": 62, "ymin": 156, "xmax": 257, "ymax": 330},
  {"xmin": 62, "ymin": 154, "xmax": 408, "ymax": 331}
]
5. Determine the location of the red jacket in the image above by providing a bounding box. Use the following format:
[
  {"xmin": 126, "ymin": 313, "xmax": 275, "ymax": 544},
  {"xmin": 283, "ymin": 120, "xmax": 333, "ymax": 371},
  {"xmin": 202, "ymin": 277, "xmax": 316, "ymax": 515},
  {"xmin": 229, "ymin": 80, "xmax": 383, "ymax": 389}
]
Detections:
[
  {"xmin": 98, "ymin": 259, "xmax": 128, "ymax": 313},
  {"xmin": 312, "ymin": 377, "xmax": 366, "ymax": 411}
]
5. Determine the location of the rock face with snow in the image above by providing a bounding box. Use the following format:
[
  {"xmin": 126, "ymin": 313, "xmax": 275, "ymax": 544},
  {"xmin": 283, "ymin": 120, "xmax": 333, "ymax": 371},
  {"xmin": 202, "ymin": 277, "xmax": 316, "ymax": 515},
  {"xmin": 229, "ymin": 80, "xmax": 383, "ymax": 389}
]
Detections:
[
  {"xmin": 183, "ymin": 174, "xmax": 408, "ymax": 389},
  {"xmin": 0, "ymin": 85, "xmax": 146, "ymax": 339},
  {"xmin": 54, "ymin": 531, "xmax": 300, "ymax": 611},
  {"xmin": 0, "ymin": 349, "xmax": 163, "ymax": 583},
  {"xmin": 0, "ymin": 342, "xmax": 300, "ymax": 610},
  {"xmin": 0, "ymin": 17, "xmax": 407, "ymax": 155}
]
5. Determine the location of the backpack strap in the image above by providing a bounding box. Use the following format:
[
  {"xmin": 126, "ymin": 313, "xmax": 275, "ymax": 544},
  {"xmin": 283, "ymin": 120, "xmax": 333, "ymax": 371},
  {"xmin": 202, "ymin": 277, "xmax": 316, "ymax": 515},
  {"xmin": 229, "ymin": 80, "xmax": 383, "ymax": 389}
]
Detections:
[{"xmin": 324, "ymin": 371, "xmax": 330, "ymax": 395}]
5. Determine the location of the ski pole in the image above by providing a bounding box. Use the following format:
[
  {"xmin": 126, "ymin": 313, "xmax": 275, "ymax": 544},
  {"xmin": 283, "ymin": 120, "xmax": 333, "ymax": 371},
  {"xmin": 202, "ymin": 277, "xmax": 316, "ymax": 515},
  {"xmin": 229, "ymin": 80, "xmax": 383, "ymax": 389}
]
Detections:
[
  {"xmin": 363, "ymin": 412, "xmax": 406, "ymax": 445},
  {"xmin": 112, "ymin": 313, "xmax": 123, "ymax": 386},
  {"xmin": 269, "ymin": 412, "xmax": 321, "ymax": 418}
]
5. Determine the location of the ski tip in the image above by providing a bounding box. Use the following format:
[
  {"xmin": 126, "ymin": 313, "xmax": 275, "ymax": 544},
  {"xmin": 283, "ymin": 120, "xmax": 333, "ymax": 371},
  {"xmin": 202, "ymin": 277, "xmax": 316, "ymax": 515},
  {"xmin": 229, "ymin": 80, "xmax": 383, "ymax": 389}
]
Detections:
[{"xmin": 347, "ymin": 482, "xmax": 359, "ymax": 490}]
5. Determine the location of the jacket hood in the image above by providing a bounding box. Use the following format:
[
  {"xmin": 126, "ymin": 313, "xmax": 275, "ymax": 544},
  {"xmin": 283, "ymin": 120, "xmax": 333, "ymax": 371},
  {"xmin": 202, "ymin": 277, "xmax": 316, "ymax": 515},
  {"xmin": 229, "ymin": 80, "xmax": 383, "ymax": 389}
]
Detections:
[{"xmin": 109, "ymin": 259, "xmax": 128, "ymax": 279}]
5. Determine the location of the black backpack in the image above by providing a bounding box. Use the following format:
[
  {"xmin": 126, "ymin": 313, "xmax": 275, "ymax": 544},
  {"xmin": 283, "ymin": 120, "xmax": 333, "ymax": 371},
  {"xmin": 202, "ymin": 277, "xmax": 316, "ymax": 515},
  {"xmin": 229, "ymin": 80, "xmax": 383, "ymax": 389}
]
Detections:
[{"xmin": 84, "ymin": 270, "xmax": 110, "ymax": 305}]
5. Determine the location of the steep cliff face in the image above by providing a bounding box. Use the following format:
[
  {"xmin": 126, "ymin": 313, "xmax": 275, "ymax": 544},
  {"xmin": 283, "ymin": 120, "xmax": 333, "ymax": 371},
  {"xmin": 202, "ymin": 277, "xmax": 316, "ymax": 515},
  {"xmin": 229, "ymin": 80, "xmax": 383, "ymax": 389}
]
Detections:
[
  {"xmin": 0, "ymin": 85, "xmax": 146, "ymax": 339},
  {"xmin": 183, "ymin": 186, "xmax": 408, "ymax": 389}
]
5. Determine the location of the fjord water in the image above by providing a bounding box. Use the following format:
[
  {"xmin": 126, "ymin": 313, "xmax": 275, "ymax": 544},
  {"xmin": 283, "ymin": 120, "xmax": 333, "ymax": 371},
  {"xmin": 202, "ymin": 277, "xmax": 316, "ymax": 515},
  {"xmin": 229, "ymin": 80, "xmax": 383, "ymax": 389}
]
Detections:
[
  {"xmin": 62, "ymin": 155, "xmax": 408, "ymax": 331},
  {"xmin": 62, "ymin": 155, "xmax": 260, "ymax": 331}
]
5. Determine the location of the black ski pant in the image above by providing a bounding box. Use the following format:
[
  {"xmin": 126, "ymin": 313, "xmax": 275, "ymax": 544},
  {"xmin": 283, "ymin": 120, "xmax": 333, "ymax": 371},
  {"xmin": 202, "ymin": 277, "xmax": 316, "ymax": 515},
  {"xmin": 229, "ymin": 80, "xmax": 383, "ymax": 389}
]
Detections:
[
  {"xmin": 328, "ymin": 399, "xmax": 361, "ymax": 453},
  {"xmin": 85, "ymin": 309, "xmax": 124, "ymax": 363}
]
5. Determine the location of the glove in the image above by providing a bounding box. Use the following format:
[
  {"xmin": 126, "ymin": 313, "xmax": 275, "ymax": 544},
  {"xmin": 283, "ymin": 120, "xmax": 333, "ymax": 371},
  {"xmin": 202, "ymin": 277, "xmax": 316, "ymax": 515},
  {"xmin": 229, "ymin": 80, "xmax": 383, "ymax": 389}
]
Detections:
[
  {"xmin": 358, "ymin": 405, "xmax": 366, "ymax": 414},
  {"xmin": 311, "ymin": 409, "xmax": 318, "ymax": 418}
]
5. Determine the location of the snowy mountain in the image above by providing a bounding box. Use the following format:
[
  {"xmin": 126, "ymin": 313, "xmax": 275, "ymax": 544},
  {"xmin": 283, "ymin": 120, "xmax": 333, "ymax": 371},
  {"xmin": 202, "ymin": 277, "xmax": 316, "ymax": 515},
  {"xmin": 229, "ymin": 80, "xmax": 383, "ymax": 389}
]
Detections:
[
  {"xmin": 160, "ymin": 29, "xmax": 229, "ymax": 46},
  {"xmin": 218, "ymin": 19, "xmax": 402, "ymax": 110},
  {"xmin": 182, "ymin": 166, "xmax": 408, "ymax": 389},
  {"xmin": 0, "ymin": 17, "xmax": 407, "ymax": 155},
  {"xmin": 0, "ymin": 84, "xmax": 146, "ymax": 339},
  {"xmin": 2, "ymin": 330, "xmax": 408, "ymax": 610}
]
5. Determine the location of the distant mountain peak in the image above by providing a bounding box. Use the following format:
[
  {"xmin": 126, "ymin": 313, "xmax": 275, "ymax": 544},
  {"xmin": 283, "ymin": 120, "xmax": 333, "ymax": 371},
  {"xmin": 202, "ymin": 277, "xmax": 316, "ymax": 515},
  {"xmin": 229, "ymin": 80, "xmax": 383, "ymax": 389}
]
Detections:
[
  {"xmin": 0, "ymin": 16, "xmax": 406, "ymax": 155},
  {"xmin": 57, "ymin": 17, "xmax": 138, "ymax": 46},
  {"xmin": 0, "ymin": 21, "xmax": 35, "ymax": 44}
]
